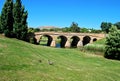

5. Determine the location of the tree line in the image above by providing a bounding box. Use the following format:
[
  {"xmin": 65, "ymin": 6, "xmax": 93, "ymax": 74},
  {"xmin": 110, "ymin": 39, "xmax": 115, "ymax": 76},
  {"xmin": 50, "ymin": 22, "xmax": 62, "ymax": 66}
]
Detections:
[
  {"xmin": 28, "ymin": 22, "xmax": 102, "ymax": 33},
  {"xmin": 0, "ymin": 0, "xmax": 28, "ymax": 41},
  {"xmin": 101, "ymin": 22, "xmax": 120, "ymax": 33}
]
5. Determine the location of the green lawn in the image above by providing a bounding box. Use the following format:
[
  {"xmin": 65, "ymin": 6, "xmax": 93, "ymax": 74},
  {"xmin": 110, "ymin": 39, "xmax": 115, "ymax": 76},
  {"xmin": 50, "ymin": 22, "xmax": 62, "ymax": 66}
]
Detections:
[{"xmin": 0, "ymin": 35, "xmax": 120, "ymax": 81}]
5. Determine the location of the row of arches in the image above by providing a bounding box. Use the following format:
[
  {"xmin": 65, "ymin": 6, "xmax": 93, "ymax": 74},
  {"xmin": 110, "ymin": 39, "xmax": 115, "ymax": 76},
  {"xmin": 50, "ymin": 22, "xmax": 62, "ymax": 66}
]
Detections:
[{"xmin": 39, "ymin": 35, "xmax": 97, "ymax": 48}]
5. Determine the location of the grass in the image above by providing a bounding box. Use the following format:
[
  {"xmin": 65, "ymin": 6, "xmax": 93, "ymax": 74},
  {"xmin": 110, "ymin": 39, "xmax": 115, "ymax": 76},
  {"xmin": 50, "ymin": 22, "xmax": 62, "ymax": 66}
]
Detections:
[
  {"xmin": 83, "ymin": 39, "xmax": 106, "ymax": 55},
  {"xmin": 39, "ymin": 36, "xmax": 48, "ymax": 45},
  {"xmin": 0, "ymin": 35, "xmax": 120, "ymax": 81}
]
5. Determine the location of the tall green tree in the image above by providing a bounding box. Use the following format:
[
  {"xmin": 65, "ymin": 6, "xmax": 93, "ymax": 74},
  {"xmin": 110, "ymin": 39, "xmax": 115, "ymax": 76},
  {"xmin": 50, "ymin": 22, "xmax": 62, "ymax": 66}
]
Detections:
[
  {"xmin": 13, "ymin": 0, "xmax": 28, "ymax": 40},
  {"xmin": 101, "ymin": 22, "xmax": 112, "ymax": 33},
  {"xmin": 0, "ymin": 15, "xmax": 2, "ymax": 33},
  {"xmin": 104, "ymin": 25, "xmax": 120, "ymax": 60},
  {"xmin": 20, "ymin": 6, "xmax": 28, "ymax": 40},
  {"xmin": 114, "ymin": 22, "xmax": 120, "ymax": 29},
  {"xmin": 1, "ymin": 0, "xmax": 13, "ymax": 37},
  {"xmin": 70, "ymin": 22, "xmax": 80, "ymax": 32}
]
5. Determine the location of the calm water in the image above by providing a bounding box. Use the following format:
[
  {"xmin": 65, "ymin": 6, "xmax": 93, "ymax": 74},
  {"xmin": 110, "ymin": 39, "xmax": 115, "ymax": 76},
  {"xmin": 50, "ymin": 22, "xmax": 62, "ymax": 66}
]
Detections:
[
  {"xmin": 56, "ymin": 43, "xmax": 61, "ymax": 48},
  {"xmin": 40, "ymin": 43, "xmax": 61, "ymax": 48}
]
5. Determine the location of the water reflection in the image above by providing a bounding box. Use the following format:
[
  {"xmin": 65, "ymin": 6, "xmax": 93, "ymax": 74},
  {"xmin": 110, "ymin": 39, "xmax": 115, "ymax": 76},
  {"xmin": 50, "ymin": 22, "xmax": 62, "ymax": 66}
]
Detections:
[
  {"xmin": 56, "ymin": 43, "xmax": 60, "ymax": 48},
  {"xmin": 40, "ymin": 41, "xmax": 61, "ymax": 48}
]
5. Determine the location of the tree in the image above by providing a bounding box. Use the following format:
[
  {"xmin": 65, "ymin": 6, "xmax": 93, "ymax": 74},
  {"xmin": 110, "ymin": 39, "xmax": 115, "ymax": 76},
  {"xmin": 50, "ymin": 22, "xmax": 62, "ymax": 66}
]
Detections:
[
  {"xmin": 0, "ymin": 15, "xmax": 2, "ymax": 33},
  {"xmin": 80, "ymin": 28, "xmax": 89, "ymax": 33},
  {"xmin": 1, "ymin": 0, "xmax": 13, "ymax": 37},
  {"xmin": 70, "ymin": 22, "xmax": 80, "ymax": 32},
  {"xmin": 62, "ymin": 27, "xmax": 70, "ymax": 32},
  {"xmin": 104, "ymin": 25, "xmax": 120, "ymax": 60},
  {"xmin": 114, "ymin": 22, "xmax": 120, "ymax": 29},
  {"xmin": 28, "ymin": 28, "xmax": 34, "ymax": 33},
  {"xmin": 34, "ymin": 28, "xmax": 40, "ymax": 32},
  {"xmin": 20, "ymin": 6, "xmax": 28, "ymax": 40},
  {"xmin": 13, "ymin": 0, "xmax": 28, "ymax": 40},
  {"xmin": 101, "ymin": 22, "xmax": 112, "ymax": 33}
]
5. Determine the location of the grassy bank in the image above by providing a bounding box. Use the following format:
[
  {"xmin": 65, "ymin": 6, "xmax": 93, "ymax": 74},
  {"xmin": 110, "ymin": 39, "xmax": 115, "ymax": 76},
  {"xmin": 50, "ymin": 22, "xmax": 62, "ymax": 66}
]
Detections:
[
  {"xmin": 0, "ymin": 35, "xmax": 120, "ymax": 81},
  {"xmin": 83, "ymin": 39, "xmax": 106, "ymax": 55}
]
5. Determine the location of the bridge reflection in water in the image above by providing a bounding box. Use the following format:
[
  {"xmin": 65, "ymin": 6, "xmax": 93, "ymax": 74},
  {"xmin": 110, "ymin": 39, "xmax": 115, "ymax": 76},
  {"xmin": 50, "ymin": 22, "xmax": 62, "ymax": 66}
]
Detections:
[
  {"xmin": 35, "ymin": 32, "xmax": 105, "ymax": 48},
  {"xmin": 56, "ymin": 43, "xmax": 61, "ymax": 48}
]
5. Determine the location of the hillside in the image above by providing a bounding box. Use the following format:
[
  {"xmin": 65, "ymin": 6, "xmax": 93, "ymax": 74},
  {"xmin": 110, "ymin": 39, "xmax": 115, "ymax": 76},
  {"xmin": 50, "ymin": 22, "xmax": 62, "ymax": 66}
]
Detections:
[
  {"xmin": 39, "ymin": 26, "xmax": 59, "ymax": 30},
  {"xmin": 0, "ymin": 35, "xmax": 120, "ymax": 81}
]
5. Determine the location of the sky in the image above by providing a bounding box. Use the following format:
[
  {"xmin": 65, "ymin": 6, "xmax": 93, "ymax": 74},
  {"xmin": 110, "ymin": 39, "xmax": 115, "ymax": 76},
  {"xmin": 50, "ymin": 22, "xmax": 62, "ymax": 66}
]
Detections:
[{"xmin": 0, "ymin": 0, "xmax": 120, "ymax": 29}]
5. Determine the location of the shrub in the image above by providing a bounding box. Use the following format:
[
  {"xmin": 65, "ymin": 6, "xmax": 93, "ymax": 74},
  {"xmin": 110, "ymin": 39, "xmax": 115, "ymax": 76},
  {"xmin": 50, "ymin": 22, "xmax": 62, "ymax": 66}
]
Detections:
[
  {"xmin": 104, "ymin": 25, "xmax": 120, "ymax": 60},
  {"xmin": 84, "ymin": 44, "xmax": 105, "ymax": 53},
  {"xmin": 30, "ymin": 37, "xmax": 37, "ymax": 44}
]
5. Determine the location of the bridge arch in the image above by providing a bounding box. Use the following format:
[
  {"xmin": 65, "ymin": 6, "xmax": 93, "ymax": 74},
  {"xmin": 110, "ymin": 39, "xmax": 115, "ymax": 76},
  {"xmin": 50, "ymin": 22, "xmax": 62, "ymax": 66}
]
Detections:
[
  {"xmin": 83, "ymin": 36, "xmax": 91, "ymax": 46},
  {"xmin": 58, "ymin": 35, "xmax": 67, "ymax": 48},
  {"xmin": 71, "ymin": 36, "xmax": 80, "ymax": 48},
  {"xmin": 93, "ymin": 38, "xmax": 97, "ymax": 42},
  {"xmin": 40, "ymin": 34, "xmax": 53, "ymax": 46}
]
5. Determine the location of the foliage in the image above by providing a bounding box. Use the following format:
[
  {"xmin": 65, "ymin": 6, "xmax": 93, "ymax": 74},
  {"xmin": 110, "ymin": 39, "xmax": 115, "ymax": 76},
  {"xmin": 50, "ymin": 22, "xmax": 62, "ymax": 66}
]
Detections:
[
  {"xmin": 90, "ymin": 28, "xmax": 102, "ymax": 33},
  {"xmin": 104, "ymin": 25, "xmax": 120, "ymax": 60},
  {"xmin": 28, "ymin": 28, "xmax": 35, "ymax": 33},
  {"xmin": 84, "ymin": 44, "xmax": 105, "ymax": 53},
  {"xmin": 34, "ymin": 28, "xmax": 40, "ymax": 32},
  {"xmin": 29, "ymin": 37, "xmax": 37, "ymax": 44},
  {"xmin": 49, "ymin": 28, "xmax": 61, "ymax": 32},
  {"xmin": 80, "ymin": 28, "xmax": 89, "ymax": 33},
  {"xmin": 70, "ymin": 22, "xmax": 80, "ymax": 32},
  {"xmin": 0, "ymin": 15, "xmax": 2, "ymax": 33},
  {"xmin": 84, "ymin": 39, "xmax": 106, "ymax": 53},
  {"xmin": 0, "ymin": 0, "xmax": 13, "ymax": 37},
  {"xmin": 62, "ymin": 27, "xmax": 71, "ymax": 32},
  {"xmin": 0, "ymin": 0, "xmax": 28, "ymax": 40},
  {"xmin": 101, "ymin": 22, "xmax": 112, "ymax": 33},
  {"xmin": 41, "ymin": 28, "xmax": 50, "ymax": 32},
  {"xmin": 80, "ymin": 28, "xmax": 102, "ymax": 33},
  {"xmin": 114, "ymin": 22, "xmax": 120, "ymax": 29},
  {"xmin": 13, "ymin": 0, "xmax": 28, "ymax": 40}
]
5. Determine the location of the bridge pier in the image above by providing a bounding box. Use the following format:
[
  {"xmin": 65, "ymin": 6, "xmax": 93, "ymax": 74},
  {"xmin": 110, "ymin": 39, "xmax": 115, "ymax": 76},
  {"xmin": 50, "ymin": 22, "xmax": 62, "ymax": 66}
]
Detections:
[
  {"xmin": 50, "ymin": 40, "xmax": 56, "ymax": 47},
  {"xmin": 35, "ymin": 35, "xmax": 41, "ymax": 43},
  {"xmin": 77, "ymin": 41, "xmax": 83, "ymax": 47},
  {"xmin": 65, "ymin": 40, "xmax": 71, "ymax": 48}
]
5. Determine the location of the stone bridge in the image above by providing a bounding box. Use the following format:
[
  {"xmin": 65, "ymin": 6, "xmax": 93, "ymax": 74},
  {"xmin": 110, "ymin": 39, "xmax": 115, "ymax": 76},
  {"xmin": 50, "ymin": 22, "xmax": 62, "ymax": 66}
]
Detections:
[{"xmin": 34, "ymin": 32, "xmax": 105, "ymax": 48}]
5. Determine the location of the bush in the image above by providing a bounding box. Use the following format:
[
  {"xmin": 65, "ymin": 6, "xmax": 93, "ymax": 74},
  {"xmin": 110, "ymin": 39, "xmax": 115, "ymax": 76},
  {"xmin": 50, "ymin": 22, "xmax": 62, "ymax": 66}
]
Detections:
[
  {"xmin": 104, "ymin": 26, "xmax": 120, "ymax": 60},
  {"xmin": 30, "ymin": 37, "xmax": 37, "ymax": 44},
  {"xmin": 84, "ymin": 44, "xmax": 105, "ymax": 53},
  {"xmin": 4, "ymin": 29, "xmax": 11, "ymax": 37}
]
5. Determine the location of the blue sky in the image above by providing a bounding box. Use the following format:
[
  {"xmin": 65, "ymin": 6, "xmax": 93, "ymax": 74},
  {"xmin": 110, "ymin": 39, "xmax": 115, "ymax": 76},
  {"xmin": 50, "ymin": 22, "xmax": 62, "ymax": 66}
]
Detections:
[{"xmin": 0, "ymin": 0, "xmax": 120, "ymax": 29}]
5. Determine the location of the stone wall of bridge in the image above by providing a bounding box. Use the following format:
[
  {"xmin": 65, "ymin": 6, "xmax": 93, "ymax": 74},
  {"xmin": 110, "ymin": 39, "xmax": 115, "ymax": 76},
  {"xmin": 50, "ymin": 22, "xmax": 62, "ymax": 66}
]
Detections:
[{"xmin": 34, "ymin": 32, "xmax": 105, "ymax": 48}]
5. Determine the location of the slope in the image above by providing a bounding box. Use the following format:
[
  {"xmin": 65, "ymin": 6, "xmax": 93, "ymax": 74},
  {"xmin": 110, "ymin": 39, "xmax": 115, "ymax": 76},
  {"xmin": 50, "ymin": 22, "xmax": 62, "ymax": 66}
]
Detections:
[{"xmin": 0, "ymin": 35, "xmax": 120, "ymax": 81}]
